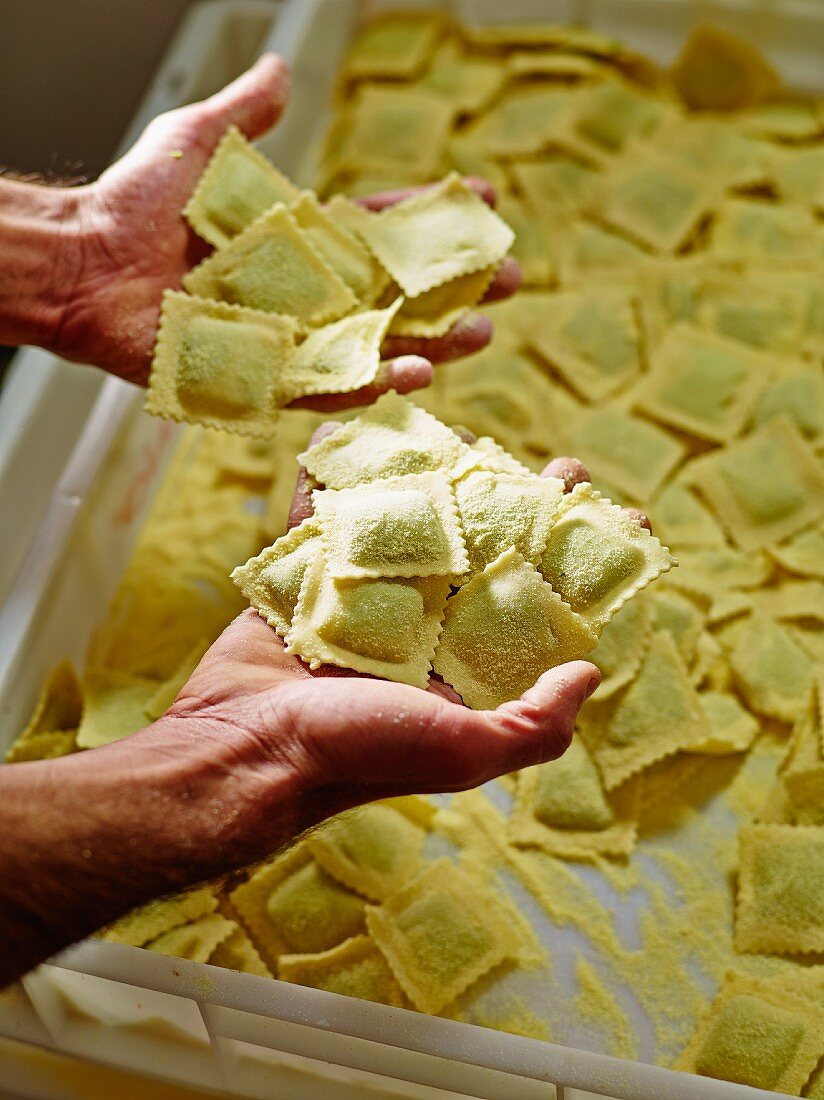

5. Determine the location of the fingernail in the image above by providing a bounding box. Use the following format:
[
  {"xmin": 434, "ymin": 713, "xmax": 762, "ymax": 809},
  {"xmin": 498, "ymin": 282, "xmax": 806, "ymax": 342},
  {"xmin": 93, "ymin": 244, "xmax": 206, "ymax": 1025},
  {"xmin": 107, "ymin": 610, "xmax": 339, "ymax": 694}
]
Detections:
[{"xmin": 584, "ymin": 674, "xmax": 601, "ymax": 701}]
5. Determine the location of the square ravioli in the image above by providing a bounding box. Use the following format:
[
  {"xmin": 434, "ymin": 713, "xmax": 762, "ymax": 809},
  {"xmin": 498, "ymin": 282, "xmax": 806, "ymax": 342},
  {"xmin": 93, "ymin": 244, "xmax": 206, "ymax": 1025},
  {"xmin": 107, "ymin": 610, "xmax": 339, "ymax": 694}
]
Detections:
[
  {"xmin": 388, "ymin": 263, "xmax": 497, "ymax": 339},
  {"xmin": 736, "ymin": 824, "xmax": 824, "ymax": 955},
  {"xmin": 466, "ymin": 86, "xmax": 576, "ymax": 158},
  {"xmin": 688, "ymin": 418, "xmax": 824, "ymax": 551},
  {"xmin": 183, "ymin": 126, "xmax": 299, "ymax": 248},
  {"xmin": 686, "ymin": 691, "xmax": 759, "ymax": 754},
  {"xmin": 76, "ymin": 668, "xmax": 158, "ymax": 749},
  {"xmin": 649, "ymin": 481, "xmax": 726, "ymax": 549},
  {"xmin": 341, "ymin": 86, "xmax": 454, "ymax": 179},
  {"xmin": 510, "ymin": 740, "xmax": 641, "ymax": 860},
  {"xmin": 674, "ymin": 972, "xmax": 824, "ymax": 1094},
  {"xmin": 299, "ymin": 392, "xmax": 466, "ymax": 489},
  {"xmin": 146, "ymin": 913, "xmax": 236, "ymax": 964},
  {"xmin": 344, "ymin": 173, "xmax": 514, "ymax": 297},
  {"xmin": 230, "ymin": 848, "xmax": 367, "ymax": 970},
  {"xmin": 307, "ymin": 804, "xmax": 425, "ymax": 901},
  {"xmin": 594, "ymin": 152, "xmax": 716, "ymax": 252},
  {"xmin": 285, "ymin": 549, "xmax": 450, "ymax": 688},
  {"xmin": 313, "ymin": 471, "xmax": 468, "ymax": 580},
  {"xmin": 101, "ymin": 887, "xmax": 218, "ymax": 948},
  {"xmin": 729, "ymin": 613, "xmax": 814, "ymax": 723},
  {"xmin": 529, "ymin": 288, "xmax": 642, "ymax": 403},
  {"xmin": 278, "ymin": 934, "xmax": 407, "ymax": 1008},
  {"xmin": 538, "ymin": 484, "xmax": 674, "ymax": 630},
  {"xmin": 710, "ymin": 198, "xmax": 821, "ymax": 265},
  {"xmin": 183, "ymin": 204, "xmax": 356, "ymax": 325},
  {"xmin": 562, "ymin": 405, "xmax": 686, "ymax": 503},
  {"xmin": 751, "ymin": 363, "xmax": 824, "ymax": 444},
  {"xmin": 587, "ymin": 631, "xmax": 710, "ymax": 789},
  {"xmin": 588, "ymin": 592, "xmax": 654, "ymax": 699},
  {"xmin": 420, "ymin": 43, "xmax": 505, "ymax": 116},
  {"xmin": 455, "ymin": 470, "xmax": 564, "ymax": 574},
  {"xmin": 289, "ymin": 297, "xmax": 402, "ymax": 398},
  {"xmin": 343, "ymin": 11, "xmax": 443, "ymax": 80},
  {"xmin": 291, "ymin": 191, "xmax": 387, "ymax": 305},
  {"xmin": 433, "ymin": 547, "xmax": 597, "ymax": 711},
  {"xmin": 634, "ymin": 324, "xmax": 770, "ymax": 443},
  {"xmin": 770, "ymin": 526, "xmax": 824, "ymax": 580},
  {"xmin": 145, "ymin": 292, "xmax": 298, "ymax": 437},
  {"xmin": 365, "ymin": 858, "xmax": 523, "ymax": 1015},
  {"xmin": 231, "ymin": 518, "xmax": 322, "ymax": 636},
  {"xmin": 565, "ymin": 80, "xmax": 673, "ymax": 158}
]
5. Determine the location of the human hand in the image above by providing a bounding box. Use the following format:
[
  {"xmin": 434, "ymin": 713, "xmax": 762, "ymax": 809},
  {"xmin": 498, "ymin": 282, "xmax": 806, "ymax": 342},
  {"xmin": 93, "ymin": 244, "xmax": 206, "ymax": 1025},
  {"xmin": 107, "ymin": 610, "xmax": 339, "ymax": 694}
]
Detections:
[
  {"xmin": 159, "ymin": 432, "xmax": 606, "ymax": 859},
  {"xmin": 50, "ymin": 54, "xmax": 520, "ymax": 396}
]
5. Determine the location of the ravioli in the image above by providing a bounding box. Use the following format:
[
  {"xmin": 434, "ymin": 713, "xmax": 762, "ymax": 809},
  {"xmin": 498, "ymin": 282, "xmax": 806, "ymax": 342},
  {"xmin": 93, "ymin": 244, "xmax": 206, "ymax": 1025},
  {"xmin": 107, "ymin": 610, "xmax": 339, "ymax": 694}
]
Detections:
[
  {"xmin": 596, "ymin": 152, "xmax": 715, "ymax": 252},
  {"xmin": 230, "ymin": 848, "xmax": 367, "ymax": 971},
  {"xmin": 365, "ymin": 858, "xmax": 523, "ymax": 1015},
  {"xmin": 433, "ymin": 547, "xmax": 597, "ymax": 711},
  {"xmin": 510, "ymin": 740, "xmax": 641, "ymax": 860},
  {"xmin": 688, "ymin": 418, "xmax": 824, "ymax": 551},
  {"xmin": 455, "ymin": 470, "xmax": 564, "ymax": 574},
  {"xmin": 313, "ymin": 471, "xmax": 468, "ymax": 579},
  {"xmin": 635, "ymin": 324, "xmax": 769, "ymax": 443},
  {"xmin": 675, "ymin": 972, "xmax": 824, "ymax": 1094},
  {"xmin": 299, "ymin": 391, "xmax": 466, "ymax": 489},
  {"xmin": 289, "ymin": 297, "xmax": 402, "ymax": 397},
  {"xmin": 278, "ymin": 934, "xmax": 407, "ymax": 1008},
  {"xmin": 231, "ymin": 518, "xmax": 322, "ymax": 636},
  {"xmin": 529, "ymin": 288, "xmax": 641, "ymax": 402},
  {"xmin": 146, "ymin": 291, "xmax": 298, "ymax": 437},
  {"xmin": 285, "ymin": 550, "xmax": 450, "ymax": 688},
  {"xmin": 308, "ymin": 804, "xmax": 425, "ymax": 901},
  {"xmin": 183, "ymin": 126, "xmax": 300, "ymax": 248},
  {"xmin": 588, "ymin": 631, "xmax": 710, "ymax": 789},
  {"xmin": 343, "ymin": 173, "xmax": 514, "ymax": 296},
  {"xmin": 736, "ymin": 824, "xmax": 824, "ymax": 955},
  {"xmin": 184, "ymin": 205, "xmax": 357, "ymax": 325},
  {"xmin": 538, "ymin": 484, "xmax": 674, "ymax": 629}
]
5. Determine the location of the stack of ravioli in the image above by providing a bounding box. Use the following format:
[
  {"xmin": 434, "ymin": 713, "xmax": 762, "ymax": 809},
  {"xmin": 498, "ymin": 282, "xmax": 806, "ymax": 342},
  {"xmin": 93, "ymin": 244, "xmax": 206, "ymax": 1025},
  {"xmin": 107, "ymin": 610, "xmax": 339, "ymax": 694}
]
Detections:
[
  {"xmin": 231, "ymin": 391, "xmax": 673, "ymax": 706},
  {"xmin": 146, "ymin": 129, "xmax": 513, "ymax": 434},
  {"xmin": 6, "ymin": 11, "xmax": 824, "ymax": 1091}
]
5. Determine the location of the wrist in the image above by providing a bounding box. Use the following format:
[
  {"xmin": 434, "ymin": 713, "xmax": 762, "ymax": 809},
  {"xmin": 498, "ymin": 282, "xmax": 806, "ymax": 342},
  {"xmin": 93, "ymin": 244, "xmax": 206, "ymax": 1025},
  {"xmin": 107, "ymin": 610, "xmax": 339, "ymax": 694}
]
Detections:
[
  {"xmin": 0, "ymin": 179, "xmax": 87, "ymax": 353},
  {"xmin": 0, "ymin": 712, "xmax": 305, "ymax": 981}
]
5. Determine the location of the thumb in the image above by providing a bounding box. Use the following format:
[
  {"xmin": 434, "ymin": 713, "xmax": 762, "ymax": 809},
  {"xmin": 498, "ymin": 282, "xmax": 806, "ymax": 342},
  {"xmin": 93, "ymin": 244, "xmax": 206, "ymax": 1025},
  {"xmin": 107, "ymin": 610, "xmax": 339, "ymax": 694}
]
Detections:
[
  {"xmin": 492, "ymin": 661, "xmax": 601, "ymax": 773},
  {"xmin": 197, "ymin": 53, "xmax": 291, "ymax": 142},
  {"xmin": 399, "ymin": 661, "xmax": 601, "ymax": 794}
]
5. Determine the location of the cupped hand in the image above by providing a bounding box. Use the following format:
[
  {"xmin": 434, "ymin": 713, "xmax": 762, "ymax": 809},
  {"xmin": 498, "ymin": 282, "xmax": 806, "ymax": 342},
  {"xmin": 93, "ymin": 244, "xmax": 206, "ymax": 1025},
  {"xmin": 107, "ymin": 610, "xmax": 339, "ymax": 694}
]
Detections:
[
  {"xmin": 51, "ymin": 54, "xmax": 520, "ymax": 396},
  {"xmin": 164, "ymin": 434, "xmax": 614, "ymax": 839}
]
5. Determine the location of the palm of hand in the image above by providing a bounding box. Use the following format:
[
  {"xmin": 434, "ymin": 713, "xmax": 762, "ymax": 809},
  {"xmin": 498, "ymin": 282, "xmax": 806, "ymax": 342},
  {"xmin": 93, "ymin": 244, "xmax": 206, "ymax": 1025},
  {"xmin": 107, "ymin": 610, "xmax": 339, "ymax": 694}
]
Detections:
[{"xmin": 170, "ymin": 609, "xmax": 587, "ymax": 814}]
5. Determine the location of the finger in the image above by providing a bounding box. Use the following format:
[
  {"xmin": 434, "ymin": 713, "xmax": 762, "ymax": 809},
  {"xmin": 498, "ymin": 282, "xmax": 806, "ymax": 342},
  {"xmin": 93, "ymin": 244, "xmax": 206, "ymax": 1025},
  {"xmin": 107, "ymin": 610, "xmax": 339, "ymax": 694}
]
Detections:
[
  {"xmin": 480, "ymin": 257, "xmax": 522, "ymax": 303},
  {"xmin": 357, "ymin": 175, "xmax": 496, "ymax": 213},
  {"xmin": 382, "ymin": 313, "xmax": 493, "ymax": 365},
  {"xmin": 490, "ymin": 661, "xmax": 601, "ymax": 773},
  {"xmin": 198, "ymin": 53, "xmax": 291, "ymax": 142},
  {"xmin": 387, "ymin": 660, "xmax": 600, "ymax": 791},
  {"xmin": 540, "ymin": 456, "xmax": 590, "ymax": 492},
  {"xmin": 287, "ymin": 421, "xmax": 340, "ymax": 530},
  {"xmin": 626, "ymin": 507, "xmax": 652, "ymax": 532},
  {"xmin": 287, "ymin": 355, "xmax": 432, "ymax": 413}
]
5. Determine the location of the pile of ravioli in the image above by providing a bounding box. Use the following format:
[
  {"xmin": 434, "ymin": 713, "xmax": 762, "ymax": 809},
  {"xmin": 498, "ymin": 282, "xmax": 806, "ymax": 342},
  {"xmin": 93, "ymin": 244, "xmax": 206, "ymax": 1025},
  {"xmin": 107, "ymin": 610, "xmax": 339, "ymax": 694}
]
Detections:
[
  {"xmin": 232, "ymin": 391, "xmax": 673, "ymax": 704},
  {"xmin": 146, "ymin": 128, "xmax": 514, "ymax": 434},
  {"xmin": 6, "ymin": 11, "xmax": 824, "ymax": 1093}
]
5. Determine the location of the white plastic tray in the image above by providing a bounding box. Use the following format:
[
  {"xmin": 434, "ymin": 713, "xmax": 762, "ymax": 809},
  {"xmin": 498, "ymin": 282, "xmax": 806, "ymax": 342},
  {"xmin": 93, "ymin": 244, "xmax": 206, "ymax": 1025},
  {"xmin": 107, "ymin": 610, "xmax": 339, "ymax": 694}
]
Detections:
[{"xmin": 1, "ymin": 1, "xmax": 822, "ymax": 1098}]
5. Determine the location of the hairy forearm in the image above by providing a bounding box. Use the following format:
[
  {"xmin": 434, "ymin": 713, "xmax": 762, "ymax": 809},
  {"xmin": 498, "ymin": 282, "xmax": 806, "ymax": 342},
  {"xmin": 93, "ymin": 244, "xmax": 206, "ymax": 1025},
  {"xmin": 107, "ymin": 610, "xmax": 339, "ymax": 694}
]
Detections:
[
  {"xmin": 0, "ymin": 712, "xmax": 302, "ymax": 986},
  {"xmin": 0, "ymin": 178, "xmax": 85, "ymax": 352}
]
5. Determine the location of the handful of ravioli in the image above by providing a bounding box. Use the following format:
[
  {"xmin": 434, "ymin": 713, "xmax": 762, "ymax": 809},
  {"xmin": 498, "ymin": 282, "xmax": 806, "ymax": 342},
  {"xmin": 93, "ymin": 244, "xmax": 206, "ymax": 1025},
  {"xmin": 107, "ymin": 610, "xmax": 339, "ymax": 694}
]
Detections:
[
  {"xmin": 232, "ymin": 393, "xmax": 674, "ymax": 708},
  {"xmin": 145, "ymin": 128, "xmax": 514, "ymax": 437}
]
